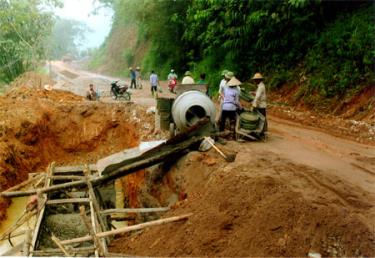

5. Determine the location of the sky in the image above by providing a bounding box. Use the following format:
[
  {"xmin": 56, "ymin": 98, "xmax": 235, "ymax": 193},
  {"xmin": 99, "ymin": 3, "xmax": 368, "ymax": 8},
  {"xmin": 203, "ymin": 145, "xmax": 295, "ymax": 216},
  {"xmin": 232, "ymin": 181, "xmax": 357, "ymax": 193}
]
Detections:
[{"xmin": 54, "ymin": 0, "xmax": 113, "ymax": 50}]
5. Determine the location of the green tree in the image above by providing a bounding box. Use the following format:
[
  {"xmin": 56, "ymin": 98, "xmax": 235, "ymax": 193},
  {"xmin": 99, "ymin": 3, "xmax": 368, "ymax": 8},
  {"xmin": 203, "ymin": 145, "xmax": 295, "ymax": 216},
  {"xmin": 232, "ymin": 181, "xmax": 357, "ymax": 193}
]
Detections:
[
  {"xmin": 0, "ymin": 0, "xmax": 60, "ymax": 82},
  {"xmin": 46, "ymin": 18, "xmax": 90, "ymax": 59}
]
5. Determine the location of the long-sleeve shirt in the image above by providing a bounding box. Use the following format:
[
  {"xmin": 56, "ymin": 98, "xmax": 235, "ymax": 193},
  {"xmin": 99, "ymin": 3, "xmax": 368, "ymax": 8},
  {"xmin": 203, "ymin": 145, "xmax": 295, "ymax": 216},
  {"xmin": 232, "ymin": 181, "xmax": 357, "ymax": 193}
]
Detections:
[
  {"xmin": 150, "ymin": 73, "xmax": 158, "ymax": 86},
  {"xmin": 222, "ymin": 86, "xmax": 240, "ymax": 111},
  {"xmin": 252, "ymin": 81, "xmax": 267, "ymax": 108},
  {"xmin": 219, "ymin": 79, "xmax": 227, "ymax": 94}
]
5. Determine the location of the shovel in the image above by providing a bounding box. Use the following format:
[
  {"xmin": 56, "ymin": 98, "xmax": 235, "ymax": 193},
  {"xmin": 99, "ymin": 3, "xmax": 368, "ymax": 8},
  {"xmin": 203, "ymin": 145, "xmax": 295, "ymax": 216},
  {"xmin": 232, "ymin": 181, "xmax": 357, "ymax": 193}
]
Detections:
[{"xmin": 203, "ymin": 137, "xmax": 236, "ymax": 162}]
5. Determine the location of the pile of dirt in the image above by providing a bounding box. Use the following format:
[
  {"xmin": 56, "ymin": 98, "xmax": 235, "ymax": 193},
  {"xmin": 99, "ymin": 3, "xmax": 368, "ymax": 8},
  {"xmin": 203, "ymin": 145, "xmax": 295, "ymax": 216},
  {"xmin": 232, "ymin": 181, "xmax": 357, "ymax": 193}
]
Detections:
[
  {"xmin": 0, "ymin": 84, "xmax": 158, "ymax": 225},
  {"xmin": 110, "ymin": 143, "xmax": 375, "ymax": 257}
]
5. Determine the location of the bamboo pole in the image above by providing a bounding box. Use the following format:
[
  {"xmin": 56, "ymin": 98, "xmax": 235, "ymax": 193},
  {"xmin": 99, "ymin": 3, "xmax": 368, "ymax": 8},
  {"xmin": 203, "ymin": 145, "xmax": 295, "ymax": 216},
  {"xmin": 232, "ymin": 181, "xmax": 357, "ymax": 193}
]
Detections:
[
  {"xmin": 46, "ymin": 198, "xmax": 90, "ymax": 205},
  {"xmin": 0, "ymin": 210, "xmax": 37, "ymax": 240},
  {"xmin": 84, "ymin": 165, "xmax": 109, "ymax": 253},
  {"xmin": 3, "ymin": 173, "xmax": 44, "ymax": 193},
  {"xmin": 100, "ymin": 207, "xmax": 170, "ymax": 215},
  {"xmin": 60, "ymin": 213, "xmax": 192, "ymax": 245},
  {"xmin": 79, "ymin": 206, "xmax": 104, "ymax": 257},
  {"xmin": 51, "ymin": 234, "xmax": 71, "ymax": 257}
]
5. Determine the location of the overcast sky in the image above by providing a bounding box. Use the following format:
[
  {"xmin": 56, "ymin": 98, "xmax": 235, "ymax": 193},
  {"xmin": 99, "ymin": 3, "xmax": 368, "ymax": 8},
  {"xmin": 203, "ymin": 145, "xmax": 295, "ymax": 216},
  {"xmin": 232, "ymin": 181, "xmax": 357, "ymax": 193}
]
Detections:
[{"xmin": 54, "ymin": 0, "xmax": 113, "ymax": 50}]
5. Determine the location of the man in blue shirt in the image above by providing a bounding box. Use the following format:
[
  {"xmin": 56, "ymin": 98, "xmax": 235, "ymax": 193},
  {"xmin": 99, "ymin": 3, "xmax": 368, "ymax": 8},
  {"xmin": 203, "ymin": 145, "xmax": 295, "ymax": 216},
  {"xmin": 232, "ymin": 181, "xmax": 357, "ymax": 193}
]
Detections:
[
  {"xmin": 150, "ymin": 70, "xmax": 158, "ymax": 96},
  {"xmin": 129, "ymin": 67, "xmax": 136, "ymax": 89}
]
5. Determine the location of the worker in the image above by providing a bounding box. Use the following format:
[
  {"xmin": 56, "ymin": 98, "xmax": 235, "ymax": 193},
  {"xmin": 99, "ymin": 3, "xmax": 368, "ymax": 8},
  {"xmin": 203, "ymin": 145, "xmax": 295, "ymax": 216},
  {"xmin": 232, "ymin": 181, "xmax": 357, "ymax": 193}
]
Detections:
[
  {"xmin": 251, "ymin": 72, "xmax": 267, "ymax": 137},
  {"xmin": 219, "ymin": 76, "xmax": 242, "ymax": 133},
  {"xmin": 218, "ymin": 69, "xmax": 229, "ymax": 98},
  {"xmin": 167, "ymin": 69, "xmax": 178, "ymax": 93},
  {"xmin": 167, "ymin": 69, "xmax": 178, "ymax": 81},
  {"xmin": 150, "ymin": 70, "xmax": 159, "ymax": 97},
  {"xmin": 129, "ymin": 67, "xmax": 136, "ymax": 89},
  {"xmin": 86, "ymin": 84, "xmax": 97, "ymax": 101},
  {"xmin": 135, "ymin": 66, "xmax": 142, "ymax": 89},
  {"xmin": 181, "ymin": 71, "xmax": 195, "ymax": 84}
]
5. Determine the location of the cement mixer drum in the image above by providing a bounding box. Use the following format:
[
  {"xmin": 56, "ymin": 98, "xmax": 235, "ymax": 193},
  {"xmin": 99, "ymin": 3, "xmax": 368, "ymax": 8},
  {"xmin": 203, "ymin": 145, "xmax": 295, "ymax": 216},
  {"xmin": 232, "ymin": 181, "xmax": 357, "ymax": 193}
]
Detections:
[{"xmin": 171, "ymin": 91, "xmax": 216, "ymax": 131}]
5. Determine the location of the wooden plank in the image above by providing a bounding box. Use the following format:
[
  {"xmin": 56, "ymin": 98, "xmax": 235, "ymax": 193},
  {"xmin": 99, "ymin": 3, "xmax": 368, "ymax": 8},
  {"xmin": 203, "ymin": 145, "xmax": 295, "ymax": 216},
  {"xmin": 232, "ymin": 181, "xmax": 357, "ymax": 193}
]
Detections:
[
  {"xmin": 49, "ymin": 175, "xmax": 84, "ymax": 180},
  {"xmin": 1, "ymin": 135, "xmax": 205, "ymax": 198},
  {"xmin": 46, "ymin": 198, "xmax": 90, "ymax": 205},
  {"xmin": 22, "ymin": 229, "xmax": 32, "ymax": 256},
  {"xmin": 31, "ymin": 246, "xmax": 95, "ymax": 255},
  {"xmin": 100, "ymin": 207, "xmax": 169, "ymax": 215},
  {"xmin": 60, "ymin": 213, "xmax": 192, "ymax": 245},
  {"xmin": 84, "ymin": 165, "xmax": 109, "ymax": 252},
  {"xmin": 54, "ymin": 164, "xmax": 97, "ymax": 173},
  {"xmin": 30, "ymin": 162, "xmax": 54, "ymax": 254}
]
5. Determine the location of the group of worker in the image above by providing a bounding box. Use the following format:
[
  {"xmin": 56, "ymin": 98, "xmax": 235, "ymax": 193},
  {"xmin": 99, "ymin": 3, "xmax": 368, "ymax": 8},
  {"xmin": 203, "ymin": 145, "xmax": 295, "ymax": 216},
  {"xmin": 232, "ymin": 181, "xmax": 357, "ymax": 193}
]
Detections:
[{"xmin": 218, "ymin": 69, "xmax": 267, "ymax": 139}]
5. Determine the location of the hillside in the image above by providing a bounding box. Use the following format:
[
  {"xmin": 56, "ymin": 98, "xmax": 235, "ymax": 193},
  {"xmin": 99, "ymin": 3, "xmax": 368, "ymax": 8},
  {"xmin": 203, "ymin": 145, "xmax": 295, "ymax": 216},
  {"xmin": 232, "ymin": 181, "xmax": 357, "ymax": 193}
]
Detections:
[{"xmin": 89, "ymin": 0, "xmax": 374, "ymax": 125}]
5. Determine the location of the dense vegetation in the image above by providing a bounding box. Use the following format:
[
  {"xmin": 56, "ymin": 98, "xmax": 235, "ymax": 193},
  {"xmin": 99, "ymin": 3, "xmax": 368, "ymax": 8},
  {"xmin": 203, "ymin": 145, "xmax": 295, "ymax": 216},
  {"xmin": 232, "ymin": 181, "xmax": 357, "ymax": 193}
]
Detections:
[
  {"xmin": 94, "ymin": 0, "xmax": 374, "ymax": 99},
  {"xmin": 0, "ymin": 0, "xmax": 58, "ymax": 83},
  {"xmin": 0, "ymin": 0, "xmax": 89, "ymax": 85}
]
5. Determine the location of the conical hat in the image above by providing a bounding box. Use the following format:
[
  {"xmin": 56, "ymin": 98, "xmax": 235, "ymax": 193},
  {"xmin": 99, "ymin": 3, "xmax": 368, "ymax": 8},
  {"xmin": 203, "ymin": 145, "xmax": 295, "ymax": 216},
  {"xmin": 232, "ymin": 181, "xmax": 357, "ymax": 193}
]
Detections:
[
  {"xmin": 44, "ymin": 84, "xmax": 52, "ymax": 91},
  {"xmin": 227, "ymin": 76, "xmax": 242, "ymax": 87},
  {"xmin": 252, "ymin": 73, "xmax": 264, "ymax": 80}
]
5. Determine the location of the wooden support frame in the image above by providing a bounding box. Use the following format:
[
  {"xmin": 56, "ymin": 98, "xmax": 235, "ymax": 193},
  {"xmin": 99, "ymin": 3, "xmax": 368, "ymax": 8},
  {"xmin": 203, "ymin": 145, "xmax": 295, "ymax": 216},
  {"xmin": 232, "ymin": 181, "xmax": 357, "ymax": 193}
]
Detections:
[
  {"xmin": 79, "ymin": 206, "xmax": 104, "ymax": 257},
  {"xmin": 60, "ymin": 213, "xmax": 192, "ymax": 245},
  {"xmin": 100, "ymin": 207, "xmax": 170, "ymax": 215}
]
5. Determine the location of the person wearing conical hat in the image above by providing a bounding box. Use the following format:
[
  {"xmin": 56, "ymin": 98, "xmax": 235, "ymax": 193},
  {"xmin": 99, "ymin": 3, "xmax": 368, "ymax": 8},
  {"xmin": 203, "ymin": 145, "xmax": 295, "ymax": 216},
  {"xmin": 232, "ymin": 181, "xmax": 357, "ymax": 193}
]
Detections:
[
  {"xmin": 252, "ymin": 72, "xmax": 267, "ymax": 137},
  {"xmin": 219, "ymin": 76, "xmax": 242, "ymax": 133},
  {"xmin": 181, "ymin": 71, "xmax": 195, "ymax": 84}
]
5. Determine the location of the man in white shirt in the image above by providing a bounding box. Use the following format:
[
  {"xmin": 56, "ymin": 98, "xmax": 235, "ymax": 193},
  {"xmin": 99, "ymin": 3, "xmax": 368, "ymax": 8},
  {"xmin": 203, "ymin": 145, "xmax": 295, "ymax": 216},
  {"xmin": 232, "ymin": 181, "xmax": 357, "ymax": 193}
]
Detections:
[
  {"xmin": 218, "ymin": 69, "xmax": 229, "ymax": 96},
  {"xmin": 251, "ymin": 72, "xmax": 267, "ymax": 137},
  {"xmin": 181, "ymin": 71, "xmax": 195, "ymax": 84}
]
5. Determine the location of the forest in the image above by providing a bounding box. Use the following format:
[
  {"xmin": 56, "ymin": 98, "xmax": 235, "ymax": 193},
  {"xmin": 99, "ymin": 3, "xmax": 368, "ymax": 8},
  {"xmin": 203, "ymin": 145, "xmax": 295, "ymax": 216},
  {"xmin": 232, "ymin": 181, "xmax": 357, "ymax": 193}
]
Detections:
[{"xmin": 92, "ymin": 0, "xmax": 374, "ymax": 100}]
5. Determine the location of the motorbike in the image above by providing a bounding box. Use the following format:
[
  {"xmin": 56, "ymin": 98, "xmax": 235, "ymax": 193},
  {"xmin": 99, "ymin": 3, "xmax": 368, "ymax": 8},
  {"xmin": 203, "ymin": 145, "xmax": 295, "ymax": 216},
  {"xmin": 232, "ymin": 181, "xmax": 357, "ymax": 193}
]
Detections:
[
  {"xmin": 168, "ymin": 78, "xmax": 177, "ymax": 93},
  {"xmin": 110, "ymin": 81, "xmax": 131, "ymax": 101}
]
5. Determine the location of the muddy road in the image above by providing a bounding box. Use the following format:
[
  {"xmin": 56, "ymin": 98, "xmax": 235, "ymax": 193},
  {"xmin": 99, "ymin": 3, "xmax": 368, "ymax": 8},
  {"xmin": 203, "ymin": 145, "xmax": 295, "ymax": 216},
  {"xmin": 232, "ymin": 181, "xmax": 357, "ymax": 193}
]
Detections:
[{"xmin": 46, "ymin": 61, "xmax": 375, "ymax": 256}]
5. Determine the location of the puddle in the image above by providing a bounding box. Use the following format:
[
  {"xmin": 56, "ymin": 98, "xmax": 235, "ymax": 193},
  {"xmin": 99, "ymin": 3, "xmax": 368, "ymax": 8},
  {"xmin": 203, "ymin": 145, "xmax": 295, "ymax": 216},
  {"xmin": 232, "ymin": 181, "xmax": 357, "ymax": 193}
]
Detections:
[{"xmin": 0, "ymin": 196, "xmax": 34, "ymax": 256}]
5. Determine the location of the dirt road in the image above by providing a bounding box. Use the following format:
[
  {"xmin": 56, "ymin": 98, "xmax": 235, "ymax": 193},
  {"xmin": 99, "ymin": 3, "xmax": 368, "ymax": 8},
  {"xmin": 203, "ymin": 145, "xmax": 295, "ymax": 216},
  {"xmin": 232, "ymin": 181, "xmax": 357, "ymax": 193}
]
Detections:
[
  {"xmin": 48, "ymin": 61, "xmax": 375, "ymax": 256},
  {"xmin": 50, "ymin": 61, "xmax": 375, "ymax": 196}
]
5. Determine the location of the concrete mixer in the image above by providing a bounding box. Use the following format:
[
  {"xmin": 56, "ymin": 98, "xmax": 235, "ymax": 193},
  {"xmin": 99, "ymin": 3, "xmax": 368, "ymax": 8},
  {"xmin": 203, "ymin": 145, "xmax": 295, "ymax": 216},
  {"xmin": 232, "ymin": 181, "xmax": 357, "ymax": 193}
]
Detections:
[{"xmin": 156, "ymin": 85, "xmax": 216, "ymax": 137}]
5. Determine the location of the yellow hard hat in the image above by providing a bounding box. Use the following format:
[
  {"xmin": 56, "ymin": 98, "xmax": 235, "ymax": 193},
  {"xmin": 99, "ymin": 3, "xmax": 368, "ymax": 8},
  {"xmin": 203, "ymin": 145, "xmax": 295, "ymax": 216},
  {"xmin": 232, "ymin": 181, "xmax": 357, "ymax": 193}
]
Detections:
[{"xmin": 252, "ymin": 73, "xmax": 264, "ymax": 80}]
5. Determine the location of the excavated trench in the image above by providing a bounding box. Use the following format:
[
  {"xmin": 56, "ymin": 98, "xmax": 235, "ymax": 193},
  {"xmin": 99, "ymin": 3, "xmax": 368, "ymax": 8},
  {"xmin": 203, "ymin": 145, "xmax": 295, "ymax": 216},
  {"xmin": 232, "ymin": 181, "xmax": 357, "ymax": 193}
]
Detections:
[{"xmin": 0, "ymin": 86, "xmax": 179, "ymax": 254}]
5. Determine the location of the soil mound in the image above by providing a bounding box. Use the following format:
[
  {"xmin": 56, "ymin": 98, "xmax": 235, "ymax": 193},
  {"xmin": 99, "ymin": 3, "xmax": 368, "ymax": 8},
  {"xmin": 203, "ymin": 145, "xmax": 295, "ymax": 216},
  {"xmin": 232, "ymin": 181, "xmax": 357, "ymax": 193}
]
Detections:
[{"xmin": 110, "ymin": 145, "xmax": 375, "ymax": 257}]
